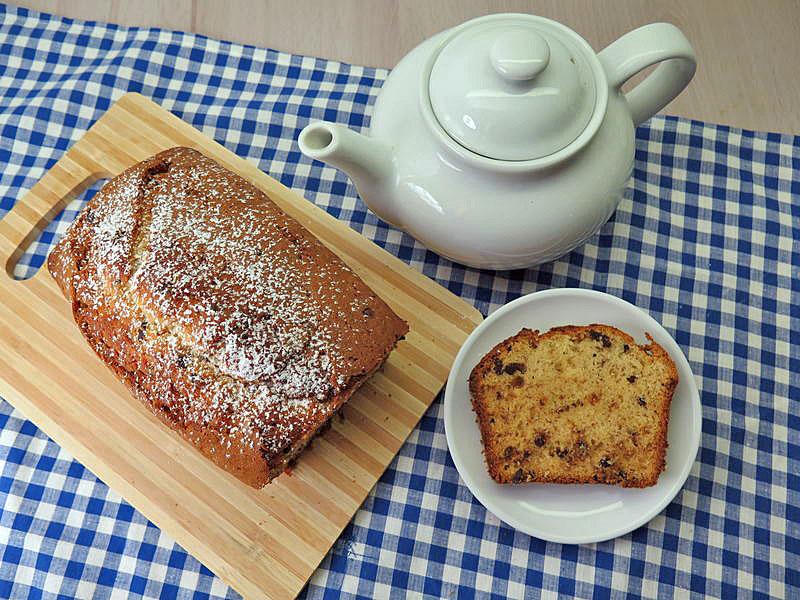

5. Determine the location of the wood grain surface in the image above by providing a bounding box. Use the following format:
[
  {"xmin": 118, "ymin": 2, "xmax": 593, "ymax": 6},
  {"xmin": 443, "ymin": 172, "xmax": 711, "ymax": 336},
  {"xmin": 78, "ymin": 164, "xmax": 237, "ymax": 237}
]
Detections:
[
  {"xmin": 0, "ymin": 93, "xmax": 483, "ymax": 599},
  {"xmin": 9, "ymin": 0, "xmax": 800, "ymax": 134}
]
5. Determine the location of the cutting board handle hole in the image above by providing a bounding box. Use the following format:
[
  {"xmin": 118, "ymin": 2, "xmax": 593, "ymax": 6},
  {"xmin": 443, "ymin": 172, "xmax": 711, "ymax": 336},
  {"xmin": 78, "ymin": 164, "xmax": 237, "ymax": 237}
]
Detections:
[{"xmin": 9, "ymin": 174, "xmax": 110, "ymax": 280}]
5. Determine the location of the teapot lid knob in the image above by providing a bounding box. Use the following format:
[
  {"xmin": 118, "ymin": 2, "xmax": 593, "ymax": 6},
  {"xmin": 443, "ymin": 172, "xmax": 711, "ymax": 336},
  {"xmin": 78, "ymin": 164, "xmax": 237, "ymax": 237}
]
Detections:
[{"xmin": 490, "ymin": 30, "xmax": 550, "ymax": 81}]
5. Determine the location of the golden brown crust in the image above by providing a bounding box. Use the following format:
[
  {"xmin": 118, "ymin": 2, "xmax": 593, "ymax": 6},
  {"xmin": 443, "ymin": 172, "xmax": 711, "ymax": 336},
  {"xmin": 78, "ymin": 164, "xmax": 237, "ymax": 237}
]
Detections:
[
  {"xmin": 469, "ymin": 324, "xmax": 678, "ymax": 488},
  {"xmin": 48, "ymin": 147, "xmax": 408, "ymax": 488}
]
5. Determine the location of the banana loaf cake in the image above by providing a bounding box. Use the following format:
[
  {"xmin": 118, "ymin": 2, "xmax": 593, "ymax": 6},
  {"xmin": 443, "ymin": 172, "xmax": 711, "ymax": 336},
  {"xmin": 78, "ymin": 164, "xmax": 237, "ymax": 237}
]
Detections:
[
  {"xmin": 48, "ymin": 147, "xmax": 408, "ymax": 488},
  {"xmin": 469, "ymin": 325, "xmax": 678, "ymax": 488}
]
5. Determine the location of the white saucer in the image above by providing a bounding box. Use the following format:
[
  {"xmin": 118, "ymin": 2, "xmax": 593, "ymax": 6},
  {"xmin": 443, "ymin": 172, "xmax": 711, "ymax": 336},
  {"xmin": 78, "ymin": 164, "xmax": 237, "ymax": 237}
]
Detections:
[{"xmin": 444, "ymin": 288, "xmax": 702, "ymax": 544}]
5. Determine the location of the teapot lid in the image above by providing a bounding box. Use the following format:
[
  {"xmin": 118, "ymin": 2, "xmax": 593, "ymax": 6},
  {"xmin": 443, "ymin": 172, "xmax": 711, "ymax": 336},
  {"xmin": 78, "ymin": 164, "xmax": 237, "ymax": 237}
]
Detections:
[{"xmin": 428, "ymin": 15, "xmax": 598, "ymax": 162}]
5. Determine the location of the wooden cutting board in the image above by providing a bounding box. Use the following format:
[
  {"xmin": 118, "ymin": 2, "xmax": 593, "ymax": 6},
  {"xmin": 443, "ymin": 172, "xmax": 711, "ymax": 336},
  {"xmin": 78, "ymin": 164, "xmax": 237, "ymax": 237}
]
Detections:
[{"xmin": 0, "ymin": 93, "xmax": 483, "ymax": 599}]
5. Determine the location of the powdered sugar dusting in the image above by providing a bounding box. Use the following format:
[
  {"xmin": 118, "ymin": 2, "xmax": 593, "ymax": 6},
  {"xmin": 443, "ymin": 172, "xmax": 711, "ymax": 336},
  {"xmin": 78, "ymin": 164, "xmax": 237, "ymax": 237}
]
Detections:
[{"xmin": 58, "ymin": 147, "xmax": 406, "ymax": 474}]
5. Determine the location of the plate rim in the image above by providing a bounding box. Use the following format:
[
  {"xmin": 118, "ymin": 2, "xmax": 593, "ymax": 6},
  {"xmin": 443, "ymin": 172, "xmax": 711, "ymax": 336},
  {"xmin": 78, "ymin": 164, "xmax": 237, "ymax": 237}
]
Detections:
[{"xmin": 443, "ymin": 287, "xmax": 702, "ymax": 544}]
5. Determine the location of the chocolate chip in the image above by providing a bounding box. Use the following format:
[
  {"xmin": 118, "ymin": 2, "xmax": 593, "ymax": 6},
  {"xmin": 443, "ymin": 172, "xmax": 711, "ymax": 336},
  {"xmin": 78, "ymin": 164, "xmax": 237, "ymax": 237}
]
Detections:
[
  {"xmin": 503, "ymin": 362, "xmax": 527, "ymax": 375},
  {"xmin": 175, "ymin": 355, "xmax": 188, "ymax": 369},
  {"xmin": 599, "ymin": 456, "xmax": 613, "ymax": 468},
  {"xmin": 511, "ymin": 376, "xmax": 525, "ymax": 388},
  {"xmin": 362, "ymin": 307, "xmax": 374, "ymax": 317},
  {"xmin": 617, "ymin": 470, "xmax": 628, "ymax": 480},
  {"xmin": 588, "ymin": 329, "xmax": 612, "ymax": 348},
  {"xmin": 503, "ymin": 446, "xmax": 514, "ymax": 459},
  {"xmin": 534, "ymin": 435, "xmax": 546, "ymax": 447},
  {"xmin": 492, "ymin": 358, "xmax": 504, "ymax": 375},
  {"xmin": 512, "ymin": 469, "xmax": 525, "ymax": 483},
  {"xmin": 523, "ymin": 449, "xmax": 531, "ymax": 459},
  {"xmin": 638, "ymin": 397, "xmax": 647, "ymax": 406},
  {"xmin": 557, "ymin": 400, "xmax": 583, "ymax": 414},
  {"xmin": 137, "ymin": 321, "xmax": 148, "ymax": 340},
  {"xmin": 623, "ymin": 344, "xmax": 630, "ymax": 353},
  {"xmin": 318, "ymin": 386, "xmax": 336, "ymax": 403},
  {"xmin": 627, "ymin": 375, "xmax": 637, "ymax": 383},
  {"xmin": 555, "ymin": 447, "xmax": 569, "ymax": 458}
]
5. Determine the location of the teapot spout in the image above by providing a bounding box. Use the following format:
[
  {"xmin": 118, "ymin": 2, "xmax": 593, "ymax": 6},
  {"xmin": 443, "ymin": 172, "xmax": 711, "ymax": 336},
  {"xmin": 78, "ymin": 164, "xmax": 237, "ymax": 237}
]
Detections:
[{"xmin": 299, "ymin": 122, "xmax": 399, "ymax": 225}]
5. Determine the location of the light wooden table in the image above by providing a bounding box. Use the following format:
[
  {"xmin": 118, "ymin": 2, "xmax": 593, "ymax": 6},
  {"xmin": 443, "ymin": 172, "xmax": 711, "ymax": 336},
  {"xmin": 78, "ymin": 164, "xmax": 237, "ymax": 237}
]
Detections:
[{"xmin": 12, "ymin": 0, "xmax": 800, "ymax": 134}]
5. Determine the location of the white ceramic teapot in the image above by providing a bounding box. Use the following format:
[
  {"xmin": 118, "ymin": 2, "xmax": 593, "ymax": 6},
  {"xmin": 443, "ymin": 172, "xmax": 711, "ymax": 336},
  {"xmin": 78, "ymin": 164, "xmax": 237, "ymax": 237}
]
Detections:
[{"xmin": 298, "ymin": 14, "xmax": 695, "ymax": 270}]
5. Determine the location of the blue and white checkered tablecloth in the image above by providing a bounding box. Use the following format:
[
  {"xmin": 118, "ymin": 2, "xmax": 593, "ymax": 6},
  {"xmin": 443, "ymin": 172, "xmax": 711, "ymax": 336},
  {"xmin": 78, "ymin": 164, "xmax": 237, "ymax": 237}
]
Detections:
[{"xmin": 0, "ymin": 4, "xmax": 797, "ymax": 599}]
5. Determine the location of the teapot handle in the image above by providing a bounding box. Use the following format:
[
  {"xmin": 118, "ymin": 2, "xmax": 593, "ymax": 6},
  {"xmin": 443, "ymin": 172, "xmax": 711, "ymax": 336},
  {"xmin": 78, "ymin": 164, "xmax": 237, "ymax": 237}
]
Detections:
[{"xmin": 598, "ymin": 23, "xmax": 696, "ymax": 127}]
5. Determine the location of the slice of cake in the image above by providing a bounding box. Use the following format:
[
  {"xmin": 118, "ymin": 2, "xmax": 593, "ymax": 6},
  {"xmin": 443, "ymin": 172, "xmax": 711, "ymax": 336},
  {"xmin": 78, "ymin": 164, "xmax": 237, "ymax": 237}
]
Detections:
[{"xmin": 468, "ymin": 324, "xmax": 678, "ymax": 488}]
